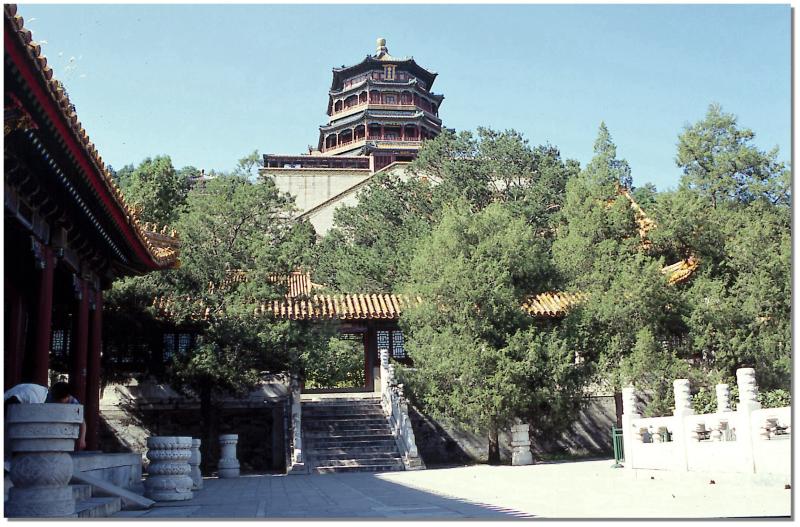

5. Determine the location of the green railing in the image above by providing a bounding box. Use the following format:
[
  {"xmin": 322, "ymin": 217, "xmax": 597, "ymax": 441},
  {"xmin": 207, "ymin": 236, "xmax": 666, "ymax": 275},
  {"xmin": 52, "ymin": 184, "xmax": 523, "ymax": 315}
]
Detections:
[{"xmin": 611, "ymin": 426, "xmax": 624, "ymax": 468}]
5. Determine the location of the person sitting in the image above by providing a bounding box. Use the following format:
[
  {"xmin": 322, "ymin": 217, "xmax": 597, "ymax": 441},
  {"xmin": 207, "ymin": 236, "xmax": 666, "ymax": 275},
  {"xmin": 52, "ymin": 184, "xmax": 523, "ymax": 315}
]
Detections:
[
  {"xmin": 3, "ymin": 383, "xmax": 48, "ymax": 405},
  {"xmin": 4, "ymin": 382, "xmax": 87, "ymax": 451}
]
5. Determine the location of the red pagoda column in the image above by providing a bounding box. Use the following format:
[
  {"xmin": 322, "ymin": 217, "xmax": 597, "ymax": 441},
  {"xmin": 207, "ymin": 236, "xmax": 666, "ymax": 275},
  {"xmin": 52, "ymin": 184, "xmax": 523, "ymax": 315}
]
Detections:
[
  {"xmin": 32, "ymin": 244, "xmax": 56, "ymax": 386},
  {"xmin": 70, "ymin": 277, "xmax": 89, "ymax": 406},
  {"xmin": 85, "ymin": 288, "xmax": 103, "ymax": 450}
]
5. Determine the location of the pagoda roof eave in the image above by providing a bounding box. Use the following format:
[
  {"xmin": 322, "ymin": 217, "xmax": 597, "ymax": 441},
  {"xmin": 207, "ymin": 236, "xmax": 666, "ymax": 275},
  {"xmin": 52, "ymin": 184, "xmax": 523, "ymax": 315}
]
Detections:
[{"xmin": 330, "ymin": 55, "xmax": 438, "ymax": 92}]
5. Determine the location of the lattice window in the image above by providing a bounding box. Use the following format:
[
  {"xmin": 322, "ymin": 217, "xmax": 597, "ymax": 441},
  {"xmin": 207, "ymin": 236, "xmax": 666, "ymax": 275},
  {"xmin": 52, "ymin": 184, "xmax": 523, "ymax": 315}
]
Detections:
[
  {"xmin": 51, "ymin": 329, "xmax": 71, "ymax": 359},
  {"xmin": 377, "ymin": 330, "xmax": 390, "ymax": 353},
  {"xmin": 163, "ymin": 333, "xmax": 175, "ymax": 360},
  {"xmin": 391, "ymin": 331, "xmax": 406, "ymax": 359},
  {"xmin": 178, "ymin": 333, "xmax": 193, "ymax": 355}
]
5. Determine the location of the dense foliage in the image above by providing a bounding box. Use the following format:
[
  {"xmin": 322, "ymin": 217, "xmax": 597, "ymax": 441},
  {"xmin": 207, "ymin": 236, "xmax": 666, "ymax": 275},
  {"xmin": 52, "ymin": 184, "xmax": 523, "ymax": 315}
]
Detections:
[
  {"xmin": 106, "ymin": 103, "xmax": 790, "ymax": 464},
  {"xmin": 104, "ymin": 154, "xmax": 332, "ymax": 455},
  {"xmin": 314, "ymin": 106, "xmax": 790, "ymax": 448}
]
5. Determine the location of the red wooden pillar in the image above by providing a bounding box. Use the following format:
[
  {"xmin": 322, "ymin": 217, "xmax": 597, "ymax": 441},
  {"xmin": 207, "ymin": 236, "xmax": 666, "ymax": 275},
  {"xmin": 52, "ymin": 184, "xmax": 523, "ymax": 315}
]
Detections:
[
  {"xmin": 5, "ymin": 284, "xmax": 26, "ymax": 390},
  {"xmin": 70, "ymin": 278, "xmax": 89, "ymax": 406},
  {"xmin": 400, "ymin": 125, "xmax": 405, "ymax": 141},
  {"xmin": 380, "ymin": 125, "xmax": 384, "ymax": 140},
  {"xmin": 32, "ymin": 245, "xmax": 55, "ymax": 386},
  {"xmin": 85, "ymin": 289, "xmax": 103, "ymax": 451}
]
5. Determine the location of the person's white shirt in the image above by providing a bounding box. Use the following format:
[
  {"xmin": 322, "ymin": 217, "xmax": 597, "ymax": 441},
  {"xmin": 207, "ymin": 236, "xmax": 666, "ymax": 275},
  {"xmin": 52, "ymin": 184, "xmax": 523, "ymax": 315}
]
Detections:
[{"xmin": 4, "ymin": 383, "xmax": 48, "ymax": 404}]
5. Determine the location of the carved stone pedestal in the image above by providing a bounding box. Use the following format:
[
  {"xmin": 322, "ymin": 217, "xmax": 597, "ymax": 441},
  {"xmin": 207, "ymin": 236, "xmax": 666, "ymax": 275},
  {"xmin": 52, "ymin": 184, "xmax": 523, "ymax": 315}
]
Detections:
[
  {"xmin": 218, "ymin": 434, "xmax": 240, "ymax": 478},
  {"xmin": 144, "ymin": 436, "xmax": 193, "ymax": 501},
  {"xmin": 189, "ymin": 438, "xmax": 203, "ymax": 490},
  {"xmin": 511, "ymin": 422, "xmax": 533, "ymax": 466},
  {"xmin": 5, "ymin": 404, "xmax": 83, "ymax": 518}
]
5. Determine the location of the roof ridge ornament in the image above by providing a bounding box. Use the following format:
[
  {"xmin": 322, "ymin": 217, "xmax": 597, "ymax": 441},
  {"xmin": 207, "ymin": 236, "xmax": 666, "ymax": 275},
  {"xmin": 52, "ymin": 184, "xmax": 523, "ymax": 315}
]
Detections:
[{"xmin": 376, "ymin": 37, "xmax": 388, "ymax": 57}]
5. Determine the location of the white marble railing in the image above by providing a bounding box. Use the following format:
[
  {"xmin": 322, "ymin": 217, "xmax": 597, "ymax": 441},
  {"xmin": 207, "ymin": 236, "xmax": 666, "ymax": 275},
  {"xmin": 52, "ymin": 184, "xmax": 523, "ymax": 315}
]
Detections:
[
  {"xmin": 379, "ymin": 349, "xmax": 425, "ymax": 470},
  {"xmin": 287, "ymin": 375, "xmax": 305, "ymax": 474},
  {"xmin": 622, "ymin": 368, "xmax": 790, "ymax": 478}
]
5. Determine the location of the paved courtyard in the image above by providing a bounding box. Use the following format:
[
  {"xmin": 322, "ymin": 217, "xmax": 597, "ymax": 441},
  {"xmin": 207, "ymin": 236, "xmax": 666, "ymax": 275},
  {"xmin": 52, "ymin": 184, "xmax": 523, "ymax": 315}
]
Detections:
[{"xmin": 115, "ymin": 459, "xmax": 792, "ymax": 519}]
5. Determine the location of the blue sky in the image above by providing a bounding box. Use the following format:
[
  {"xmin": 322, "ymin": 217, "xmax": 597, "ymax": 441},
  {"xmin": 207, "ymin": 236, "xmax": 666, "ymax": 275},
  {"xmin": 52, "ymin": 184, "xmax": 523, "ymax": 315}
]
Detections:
[{"xmin": 18, "ymin": 4, "xmax": 791, "ymax": 191}]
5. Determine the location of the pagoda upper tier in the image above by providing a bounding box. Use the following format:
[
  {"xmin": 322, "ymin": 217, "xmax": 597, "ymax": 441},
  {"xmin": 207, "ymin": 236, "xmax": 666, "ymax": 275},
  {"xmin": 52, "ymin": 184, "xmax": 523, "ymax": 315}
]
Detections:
[{"xmin": 318, "ymin": 38, "xmax": 444, "ymax": 158}]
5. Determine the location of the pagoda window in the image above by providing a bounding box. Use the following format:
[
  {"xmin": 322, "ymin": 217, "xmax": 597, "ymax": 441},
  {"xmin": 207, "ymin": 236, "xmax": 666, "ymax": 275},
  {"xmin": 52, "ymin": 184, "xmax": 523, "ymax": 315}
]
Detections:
[
  {"xmin": 369, "ymin": 90, "xmax": 380, "ymax": 103},
  {"xmin": 359, "ymin": 92, "xmax": 368, "ymax": 104},
  {"xmin": 344, "ymin": 95, "xmax": 358, "ymax": 108},
  {"xmin": 384, "ymin": 95, "xmax": 396, "ymax": 104},
  {"xmin": 338, "ymin": 129, "xmax": 353, "ymax": 145},
  {"xmin": 334, "ymin": 100, "xmax": 343, "ymax": 113},
  {"xmin": 354, "ymin": 125, "xmax": 365, "ymax": 141}
]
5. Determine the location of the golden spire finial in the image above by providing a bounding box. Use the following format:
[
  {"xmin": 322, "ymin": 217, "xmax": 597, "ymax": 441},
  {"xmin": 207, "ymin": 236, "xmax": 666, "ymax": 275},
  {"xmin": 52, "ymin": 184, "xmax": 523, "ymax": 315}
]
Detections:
[{"xmin": 376, "ymin": 37, "xmax": 387, "ymax": 55}]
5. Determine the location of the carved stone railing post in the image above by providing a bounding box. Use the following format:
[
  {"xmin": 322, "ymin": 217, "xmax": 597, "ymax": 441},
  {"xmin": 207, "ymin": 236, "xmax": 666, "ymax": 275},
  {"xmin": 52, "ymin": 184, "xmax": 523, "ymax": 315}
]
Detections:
[
  {"xmin": 736, "ymin": 367, "xmax": 760, "ymax": 473},
  {"xmin": 189, "ymin": 438, "xmax": 203, "ymax": 490},
  {"xmin": 144, "ymin": 436, "xmax": 193, "ymax": 502},
  {"xmin": 672, "ymin": 379, "xmax": 693, "ymax": 471},
  {"xmin": 715, "ymin": 383, "xmax": 731, "ymax": 413},
  {"xmin": 379, "ymin": 348, "xmax": 425, "ymax": 470},
  {"xmin": 737, "ymin": 368, "xmax": 761, "ymax": 411},
  {"xmin": 218, "ymin": 434, "xmax": 240, "ymax": 478},
  {"xmin": 621, "ymin": 385, "xmax": 640, "ymax": 470},
  {"xmin": 287, "ymin": 374, "xmax": 305, "ymax": 474},
  {"xmin": 510, "ymin": 421, "xmax": 533, "ymax": 466},
  {"xmin": 6, "ymin": 404, "xmax": 83, "ymax": 517}
]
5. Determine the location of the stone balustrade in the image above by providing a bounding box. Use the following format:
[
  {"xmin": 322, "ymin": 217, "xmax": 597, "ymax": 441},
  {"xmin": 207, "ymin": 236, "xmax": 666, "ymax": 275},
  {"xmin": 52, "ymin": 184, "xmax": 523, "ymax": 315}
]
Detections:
[
  {"xmin": 218, "ymin": 434, "xmax": 240, "ymax": 478},
  {"xmin": 379, "ymin": 349, "xmax": 425, "ymax": 470},
  {"xmin": 621, "ymin": 368, "xmax": 790, "ymax": 481},
  {"xmin": 144, "ymin": 436, "xmax": 193, "ymax": 501},
  {"xmin": 287, "ymin": 375, "xmax": 306, "ymax": 474},
  {"xmin": 5, "ymin": 403, "xmax": 83, "ymax": 517}
]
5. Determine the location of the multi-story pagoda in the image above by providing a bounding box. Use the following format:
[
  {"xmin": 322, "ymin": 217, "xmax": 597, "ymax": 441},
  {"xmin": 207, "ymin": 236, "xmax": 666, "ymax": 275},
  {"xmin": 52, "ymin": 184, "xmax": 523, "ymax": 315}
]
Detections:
[
  {"xmin": 316, "ymin": 37, "xmax": 444, "ymax": 168},
  {"xmin": 262, "ymin": 38, "xmax": 446, "ymax": 234}
]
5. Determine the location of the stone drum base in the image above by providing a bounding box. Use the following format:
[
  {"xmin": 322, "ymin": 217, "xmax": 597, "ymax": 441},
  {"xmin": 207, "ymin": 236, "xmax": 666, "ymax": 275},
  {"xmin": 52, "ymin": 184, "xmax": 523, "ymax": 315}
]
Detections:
[{"xmin": 144, "ymin": 436, "xmax": 193, "ymax": 502}]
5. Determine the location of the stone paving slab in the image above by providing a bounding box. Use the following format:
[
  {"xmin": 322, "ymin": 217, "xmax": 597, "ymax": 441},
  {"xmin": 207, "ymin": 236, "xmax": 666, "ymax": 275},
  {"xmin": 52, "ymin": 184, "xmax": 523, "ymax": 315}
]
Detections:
[{"xmin": 113, "ymin": 459, "xmax": 791, "ymax": 519}]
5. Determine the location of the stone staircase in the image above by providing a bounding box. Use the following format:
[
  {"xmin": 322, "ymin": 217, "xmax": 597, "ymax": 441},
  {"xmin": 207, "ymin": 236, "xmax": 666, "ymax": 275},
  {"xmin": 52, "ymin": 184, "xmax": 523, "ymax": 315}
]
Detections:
[
  {"xmin": 302, "ymin": 395, "xmax": 405, "ymax": 474},
  {"xmin": 5, "ymin": 473, "xmax": 134, "ymax": 518},
  {"xmin": 71, "ymin": 483, "xmax": 123, "ymax": 518}
]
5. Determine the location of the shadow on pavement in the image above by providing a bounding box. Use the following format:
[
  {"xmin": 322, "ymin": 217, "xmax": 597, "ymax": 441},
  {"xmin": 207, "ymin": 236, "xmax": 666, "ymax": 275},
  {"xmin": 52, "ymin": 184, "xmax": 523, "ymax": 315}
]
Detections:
[{"xmin": 116, "ymin": 471, "xmax": 535, "ymax": 519}]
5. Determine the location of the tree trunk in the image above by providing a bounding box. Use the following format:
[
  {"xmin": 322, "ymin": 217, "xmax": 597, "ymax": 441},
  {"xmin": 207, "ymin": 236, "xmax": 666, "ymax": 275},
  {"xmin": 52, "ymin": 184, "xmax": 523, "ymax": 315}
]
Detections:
[
  {"xmin": 488, "ymin": 423, "xmax": 500, "ymax": 465},
  {"xmin": 199, "ymin": 383, "xmax": 213, "ymax": 474},
  {"xmin": 614, "ymin": 391, "xmax": 623, "ymax": 428}
]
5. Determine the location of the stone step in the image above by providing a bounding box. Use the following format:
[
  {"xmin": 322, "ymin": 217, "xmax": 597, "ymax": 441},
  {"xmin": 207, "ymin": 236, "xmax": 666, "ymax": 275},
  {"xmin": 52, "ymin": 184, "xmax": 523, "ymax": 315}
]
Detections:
[
  {"xmin": 306, "ymin": 436, "xmax": 396, "ymax": 447},
  {"xmin": 313, "ymin": 464, "xmax": 404, "ymax": 474},
  {"xmin": 310, "ymin": 457, "xmax": 403, "ymax": 468},
  {"xmin": 310, "ymin": 451, "xmax": 403, "ymax": 461},
  {"xmin": 303, "ymin": 410, "xmax": 385, "ymax": 418},
  {"xmin": 304, "ymin": 428, "xmax": 391, "ymax": 438},
  {"xmin": 307, "ymin": 444, "xmax": 400, "ymax": 456},
  {"xmin": 304, "ymin": 413, "xmax": 387, "ymax": 421},
  {"xmin": 304, "ymin": 416, "xmax": 388, "ymax": 424},
  {"xmin": 302, "ymin": 399, "xmax": 381, "ymax": 406},
  {"xmin": 75, "ymin": 497, "xmax": 122, "ymax": 518},
  {"xmin": 302, "ymin": 405, "xmax": 383, "ymax": 412},
  {"xmin": 71, "ymin": 484, "xmax": 93, "ymax": 501}
]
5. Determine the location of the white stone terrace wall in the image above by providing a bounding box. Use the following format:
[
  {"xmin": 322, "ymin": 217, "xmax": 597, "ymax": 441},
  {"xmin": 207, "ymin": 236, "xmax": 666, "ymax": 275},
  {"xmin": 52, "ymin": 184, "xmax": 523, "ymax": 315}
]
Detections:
[{"xmin": 622, "ymin": 368, "xmax": 790, "ymax": 481}]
